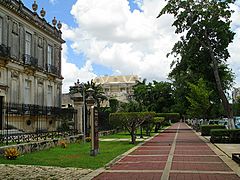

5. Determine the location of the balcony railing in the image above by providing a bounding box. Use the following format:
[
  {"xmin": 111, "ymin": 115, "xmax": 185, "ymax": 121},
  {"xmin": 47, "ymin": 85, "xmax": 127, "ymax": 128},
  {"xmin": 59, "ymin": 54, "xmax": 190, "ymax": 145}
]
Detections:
[
  {"xmin": 23, "ymin": 54, "xmax": 38, "ymax": 68},
  {"xmin": 46, "ymin": 64, "xmax": 59, "ymax": 75},
  {"xmin": 0, "ymin": 44, "xmax": 11, "ymax": 58}
]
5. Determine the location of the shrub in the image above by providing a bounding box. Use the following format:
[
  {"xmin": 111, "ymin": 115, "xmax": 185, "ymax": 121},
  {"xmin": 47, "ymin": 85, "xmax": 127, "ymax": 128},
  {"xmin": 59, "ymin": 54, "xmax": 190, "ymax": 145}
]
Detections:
[
  {"xmin": 210, "ymin": 129, "xmax": 240, "ymax": 143},
  {"xmin": 200, "ymin": 125, "xmax": 225, "ymax": 136},
  {"xmin": 59, "ymin": 140, "xmax": 67, "ymax": 148},
  {"xmin": 155, "ymin": 113, "xmax": 180, "ymax": 123},
  {"xmin": 85, "ymin": 137, "xmax": 91, "ymax": 142},
  {"xmin": 162, "ymin": 121, "xmax": 171, "ymax": 127},
  {"xmin": 109, "ymin": 112, "xmax": 156, "ymax": 144},
  {"xmin": 4, "ymin": 147, "xmax": 20, "ymax": 160}
]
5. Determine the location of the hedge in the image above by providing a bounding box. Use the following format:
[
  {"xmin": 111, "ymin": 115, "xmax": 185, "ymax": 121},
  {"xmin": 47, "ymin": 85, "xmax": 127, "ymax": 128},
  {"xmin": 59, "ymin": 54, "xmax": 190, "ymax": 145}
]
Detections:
[
  {"xmin": 210, "ymin": 129, "xmax": 240, "ymax": 143},
  {"xmin": 200, "ymin": 125, "xmax": 225, "ymax": 136},
  {"xmin": 155, "ymin": 113, "xmax": 180, "ymax": 123}
]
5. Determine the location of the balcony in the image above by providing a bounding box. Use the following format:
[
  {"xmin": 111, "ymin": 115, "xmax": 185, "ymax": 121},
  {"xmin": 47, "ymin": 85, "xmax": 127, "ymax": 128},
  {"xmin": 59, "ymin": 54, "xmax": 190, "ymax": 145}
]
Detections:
[
  {"xmin": 23, "ymin": 54, "xmax": 38, "ymax": 68},
  {"xmin": 46, "ymin": 64, "xmax": 59, "ymax": 76},
  {"xmin": 0, "ymin": 44, "xmax": 11, "ymax": 58}
]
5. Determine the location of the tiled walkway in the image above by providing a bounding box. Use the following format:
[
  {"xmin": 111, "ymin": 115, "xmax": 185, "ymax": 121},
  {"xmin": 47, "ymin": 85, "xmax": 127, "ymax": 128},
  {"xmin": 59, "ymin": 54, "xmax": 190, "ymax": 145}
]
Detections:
[{"xmin": 93, "ymin": 123, "xmax": 240, "ymax": 180}]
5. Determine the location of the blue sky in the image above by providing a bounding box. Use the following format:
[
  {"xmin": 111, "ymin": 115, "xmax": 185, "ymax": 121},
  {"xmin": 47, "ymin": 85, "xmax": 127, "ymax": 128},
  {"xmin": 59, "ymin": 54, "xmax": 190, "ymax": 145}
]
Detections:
[{"xmin": 22, "ymin": 0, "xmax": 240, "ymax": 93}]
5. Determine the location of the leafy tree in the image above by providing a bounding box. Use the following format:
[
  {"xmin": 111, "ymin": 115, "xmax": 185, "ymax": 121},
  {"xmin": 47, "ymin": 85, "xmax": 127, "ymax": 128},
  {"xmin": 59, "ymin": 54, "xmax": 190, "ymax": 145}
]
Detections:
[
  {"xmin": 85, "ymin": 80, "xmax": 107, "ymax": 108},
  {"xmin": 133, "ymin": 80, "xmax": 175, "ymax": 113},
  {"xmin": 158, "ymin": 0, "xmax": 235, "ymax": 125},
  {"xmin": 109, "ymin": 112, "xmax": 155, "ymax": 144},
  {"xmin": 186, "ymin": 78, "xmax": 213, "ymax": 119}
]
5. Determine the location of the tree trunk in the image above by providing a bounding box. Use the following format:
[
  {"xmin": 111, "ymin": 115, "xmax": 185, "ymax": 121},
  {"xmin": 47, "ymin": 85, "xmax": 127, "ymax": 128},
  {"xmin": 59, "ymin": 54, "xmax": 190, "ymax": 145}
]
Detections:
[
  {"xmin": 206, "ymin": 39, "xmax": 234, "ymax": 128},
  {"xmin": 198, "ymin": 30, "xmax": 234, "ymax": 128},
  {"xmin": 130, "ymin": 129, "xmax": 136, "ymax": 144}
]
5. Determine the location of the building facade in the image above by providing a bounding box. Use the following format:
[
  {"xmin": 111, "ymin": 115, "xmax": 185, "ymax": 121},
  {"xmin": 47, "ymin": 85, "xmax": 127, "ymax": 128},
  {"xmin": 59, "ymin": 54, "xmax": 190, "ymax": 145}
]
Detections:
[
  {"xmin": 0, "ymin": 0, "xmax": 64, "ymax": 131},
  {"xmin": 93, "ymin": 75, "xmax": 140, "ymax": 103}
]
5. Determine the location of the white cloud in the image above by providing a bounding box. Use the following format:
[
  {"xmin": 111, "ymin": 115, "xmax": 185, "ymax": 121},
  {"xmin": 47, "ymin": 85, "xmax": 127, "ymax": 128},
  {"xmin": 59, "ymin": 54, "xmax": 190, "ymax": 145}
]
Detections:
[
  {"xmin": 62, "ymin": 0, "xmax": 177, "ymax": 90},
  {"xmin": 229, "ymin": 2, "xmax": 240, "ymax": 87},
  {"xmin": 61, "ymin": 0, "xmax": 240, "ymax": 92},
  {"xmin": 61, "ymin": 44, "xmax": 97, "ymax": 93},
  {"xmin": 49, "ymin": 0, "xmax": 57, "ymax": 5}
]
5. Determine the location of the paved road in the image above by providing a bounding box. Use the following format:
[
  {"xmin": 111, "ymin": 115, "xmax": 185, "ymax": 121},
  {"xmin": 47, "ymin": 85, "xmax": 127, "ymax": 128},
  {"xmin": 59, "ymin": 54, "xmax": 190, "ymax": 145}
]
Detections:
[{"xmin": 93, "ymin": 123, "xmax": 240, "ymax": 180}]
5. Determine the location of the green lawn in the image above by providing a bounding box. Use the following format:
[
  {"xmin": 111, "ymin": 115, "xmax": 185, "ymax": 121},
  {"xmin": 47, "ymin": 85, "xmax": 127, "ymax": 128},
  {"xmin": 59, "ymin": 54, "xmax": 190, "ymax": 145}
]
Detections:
[{"xmin": 0, "ymin": 141, "xmax": 136, "ymax": 169}]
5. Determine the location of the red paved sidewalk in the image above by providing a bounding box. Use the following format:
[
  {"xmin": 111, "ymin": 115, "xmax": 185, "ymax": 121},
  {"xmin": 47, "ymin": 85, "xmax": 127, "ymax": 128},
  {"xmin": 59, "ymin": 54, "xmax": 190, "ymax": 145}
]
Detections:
[{"xmin": 93, "ymin": 123, "xmax": 240, "ymax": 180}]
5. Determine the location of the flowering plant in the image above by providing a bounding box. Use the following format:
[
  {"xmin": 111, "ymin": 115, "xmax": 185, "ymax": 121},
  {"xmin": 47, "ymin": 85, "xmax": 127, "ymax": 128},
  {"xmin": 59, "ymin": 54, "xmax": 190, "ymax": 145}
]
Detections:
[{"xmin": 4, "ymin": 147, "xmax": 20, "ymax": 160}]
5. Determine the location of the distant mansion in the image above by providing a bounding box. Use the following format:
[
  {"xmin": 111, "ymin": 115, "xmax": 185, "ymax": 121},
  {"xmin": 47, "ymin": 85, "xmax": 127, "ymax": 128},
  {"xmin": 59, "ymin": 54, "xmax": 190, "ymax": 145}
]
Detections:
[
  {"xmin": 93, "ymin": 75, "xmax": 140, "ymax": 103},
  {"xmin": 0, "ymin": 1, "xmax": 64, "ymax": 131}
]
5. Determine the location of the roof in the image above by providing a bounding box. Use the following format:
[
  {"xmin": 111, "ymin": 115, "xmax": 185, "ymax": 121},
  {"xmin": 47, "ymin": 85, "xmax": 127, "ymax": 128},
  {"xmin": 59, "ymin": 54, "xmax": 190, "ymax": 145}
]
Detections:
[
  {"xmin": 0, "ymin": 0, "xmax": 65, "ymax": 44},
  {"xmin": 93, "ymin": 75, "xmax": 140, "ymax": 84}
]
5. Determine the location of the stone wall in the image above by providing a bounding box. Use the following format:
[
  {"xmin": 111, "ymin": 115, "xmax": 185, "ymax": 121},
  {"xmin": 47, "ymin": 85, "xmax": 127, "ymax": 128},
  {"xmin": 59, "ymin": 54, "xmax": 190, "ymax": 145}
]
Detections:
[{"xmin": 0, "ymin": 134, "xmax": 82, "ymax": 155}]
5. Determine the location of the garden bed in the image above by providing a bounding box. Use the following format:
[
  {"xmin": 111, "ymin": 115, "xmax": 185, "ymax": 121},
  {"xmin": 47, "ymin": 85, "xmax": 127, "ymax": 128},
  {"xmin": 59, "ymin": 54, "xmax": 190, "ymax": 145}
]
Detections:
[{"xmin": 0, "ymin": 134, "xmax": 82, "ymax": 155}]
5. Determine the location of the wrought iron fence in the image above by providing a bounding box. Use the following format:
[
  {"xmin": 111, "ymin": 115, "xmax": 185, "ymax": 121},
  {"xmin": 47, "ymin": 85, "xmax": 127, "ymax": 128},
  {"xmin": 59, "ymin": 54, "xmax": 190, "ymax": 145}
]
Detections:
[{"xmin": 0, "ymin": 103, "xmax": 78, "ymax": 145}]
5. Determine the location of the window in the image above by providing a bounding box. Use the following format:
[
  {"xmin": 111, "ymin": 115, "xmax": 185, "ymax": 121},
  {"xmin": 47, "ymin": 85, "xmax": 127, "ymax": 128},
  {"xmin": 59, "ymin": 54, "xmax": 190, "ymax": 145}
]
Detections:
[
  {"xmin": 0, "ymin": 17, "xmax": 2, "ymax": 45},
  {"xmin": 38, "ymin": 37, "xmax": 43, "ymax": 67},
  {"xmin": 37, "ymin": 84, "xmax": 44, "ymax": 106},
  {"xmin": 47, "ymin": 85, "xmax": 53, "ymax": 106},
  {"xmin": 25, "ymin": 32, "xmax": 32, "ymax": 55},
  {"xmin": 24, "ymin": 80, "xmax": 31, "ymax": 104},
  {"xmin": 11, "ymin": 79, "xmax": 18, "ymax": 103},
  {"xmin": 47, "ymin": 45, "xmax": 53, "ymax": 65},
  {"xmin": 38, "ymin": 46, "xmax": 43, "ymax": 67}
]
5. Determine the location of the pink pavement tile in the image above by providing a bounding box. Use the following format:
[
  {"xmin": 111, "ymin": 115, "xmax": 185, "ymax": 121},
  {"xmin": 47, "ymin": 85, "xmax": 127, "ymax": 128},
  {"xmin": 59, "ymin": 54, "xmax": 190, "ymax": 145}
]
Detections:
[
  {"xmin": 174, "ymin": 150, "xmax": 215, "ymax": 155},
  {"xmin": 93, "ymin": 172, "xmax": 162, "ymax": 180},
  {"xmin": 137, "ymin": 146, "xmax": 171, "ymax": 151},
  {"xmin": 171, "ymin": 162, "xmax": 232, "ymax": 171},
  {"xmin": 130, "ymin": 150, "xmax": 170, "ymax": 155},
  {"xmin": 110, "ymin": 162, "xmax": 166, "ymax": 170},
  {"xmin": 120, "ymin": 155, "xmax": 168, "ymax": 162},
  {"xmin": 173, "ymin": 156, "xmax": 222, "ymax": 162},
  {"xmin": 169, "ymin": 173, "xmax": 240, "ymax": 180},
  {"xmin": 175, "ymin": 146, "xmax": 210, "ymax": 151}
]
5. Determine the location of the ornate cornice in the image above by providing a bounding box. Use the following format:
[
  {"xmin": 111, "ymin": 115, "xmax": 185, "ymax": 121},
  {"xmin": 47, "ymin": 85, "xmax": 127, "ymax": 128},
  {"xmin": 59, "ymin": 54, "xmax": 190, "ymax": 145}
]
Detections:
[{"xmin": 0, "ymin": 0, "xmax": 65, "ymax": 44}]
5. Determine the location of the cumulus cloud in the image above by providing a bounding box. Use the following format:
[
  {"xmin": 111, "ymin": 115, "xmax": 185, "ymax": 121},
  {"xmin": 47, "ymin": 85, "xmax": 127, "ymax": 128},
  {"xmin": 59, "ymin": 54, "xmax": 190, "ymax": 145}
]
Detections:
[
  {"xmin": 49, "ymin": 0, "xmax": 57, "ymax": 5},
  {"xmin": 61, "ymin": 0, "xmax": 177, "ymax": 92},
  {"xmin": 61, "ymin": 0, "xmax": 240, "ymax": 92},
  {"xmin": 61, "ymin": 44, "xmax": 97, "ymax": 93}
]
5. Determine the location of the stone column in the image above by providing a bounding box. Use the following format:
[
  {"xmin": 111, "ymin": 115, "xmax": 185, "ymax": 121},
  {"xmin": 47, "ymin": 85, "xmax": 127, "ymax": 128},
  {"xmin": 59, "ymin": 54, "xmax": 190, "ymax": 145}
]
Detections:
[{"xmin": 71, "ymin": 93, "xmax": 84, "ymax": 133}]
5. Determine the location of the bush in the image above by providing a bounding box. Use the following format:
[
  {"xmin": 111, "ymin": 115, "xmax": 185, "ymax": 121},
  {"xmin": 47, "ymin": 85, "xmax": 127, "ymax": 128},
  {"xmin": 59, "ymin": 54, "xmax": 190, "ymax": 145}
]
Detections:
[
  {"xmin": 155, "ymin": 113, "xmax": 180, "ymax": 123},
  {"xmin": 59, "ymin": 140, "xmax": 67, "ymax": 148},
  {"xmin": 162, "ymin": 121, "xmax": 171, "ymax": 127},
  {"xmin": 200, "ymin": 125, "xmax": 225, "ymax": 136},
  {"xmin": 210, "ymin": 129, "xmax": 240, "ymax": 143},
  {"xmin": 4, "ymin": 147, "xmax": 20, "ymax": 160},
  {"xmin": 85, "ymin": 137, "xmax": 91, "ymax": 142}
]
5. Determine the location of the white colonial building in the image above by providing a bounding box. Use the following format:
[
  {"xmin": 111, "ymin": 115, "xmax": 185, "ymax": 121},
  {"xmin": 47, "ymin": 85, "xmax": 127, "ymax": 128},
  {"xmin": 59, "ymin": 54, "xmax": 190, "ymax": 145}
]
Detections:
[
  {"xmin": 0, "ymin": 0, "xmax": 64, "ymax": 131},
  {"xmin": 93, "ymin": 75, "xmax": 140, "ymax": 103}
]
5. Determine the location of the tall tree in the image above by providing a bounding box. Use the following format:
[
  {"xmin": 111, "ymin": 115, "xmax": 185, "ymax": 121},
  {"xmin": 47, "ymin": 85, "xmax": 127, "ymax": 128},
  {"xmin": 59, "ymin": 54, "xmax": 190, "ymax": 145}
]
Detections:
[
  {"xmin": 158, "ymin": 0, "xmax": 235, "ymax": 126},
  {"xmin": 186, "ymin": 78, "xmax": 213, "ymax": 119},
  {"xmin": 133, "ymin": 80, "xmax": 174, "ymax": 113}
]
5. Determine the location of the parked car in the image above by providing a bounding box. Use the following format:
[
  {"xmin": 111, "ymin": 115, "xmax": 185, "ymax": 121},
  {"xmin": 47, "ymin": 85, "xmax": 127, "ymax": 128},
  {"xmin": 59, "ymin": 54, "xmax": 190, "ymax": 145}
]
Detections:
[
  {"xmin": 208, "ymin": 120, "xmax": 219, "ymax": 125},
  {"xmin": 234, "ymin": 117, "xmax": 240, "ymax": 129}
]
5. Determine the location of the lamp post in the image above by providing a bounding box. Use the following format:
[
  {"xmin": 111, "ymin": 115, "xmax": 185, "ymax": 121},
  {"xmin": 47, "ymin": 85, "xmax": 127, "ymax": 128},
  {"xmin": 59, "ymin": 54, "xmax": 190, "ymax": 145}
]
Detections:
[
  {"xmin": 147, "ymin": 86, "xmax": 151, "ymax": 111},
  {"xmin": 70, "ymin": 80, "xmax": 87, "ymax": 143}
]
